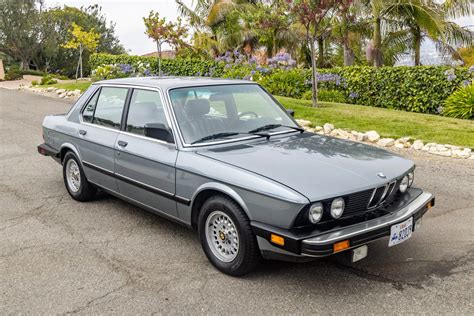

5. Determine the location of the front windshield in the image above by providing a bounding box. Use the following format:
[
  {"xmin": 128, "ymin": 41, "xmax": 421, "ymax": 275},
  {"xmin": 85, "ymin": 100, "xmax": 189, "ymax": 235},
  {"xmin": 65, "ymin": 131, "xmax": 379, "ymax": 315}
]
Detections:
[{"xmin": 168, "ymin": 84, "xmax": 297, "ymax": 145}]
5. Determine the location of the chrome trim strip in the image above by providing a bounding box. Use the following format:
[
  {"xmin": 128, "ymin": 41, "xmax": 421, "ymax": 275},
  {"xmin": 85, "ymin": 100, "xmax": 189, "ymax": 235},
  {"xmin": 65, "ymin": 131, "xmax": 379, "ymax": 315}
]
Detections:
[
  {"xmin": 82, "ymin": 160, "xmax": 114, "ymax": 177},
  {"xmin": 302, "ymin": 192, "xmax": 433, "ymax": 246}
]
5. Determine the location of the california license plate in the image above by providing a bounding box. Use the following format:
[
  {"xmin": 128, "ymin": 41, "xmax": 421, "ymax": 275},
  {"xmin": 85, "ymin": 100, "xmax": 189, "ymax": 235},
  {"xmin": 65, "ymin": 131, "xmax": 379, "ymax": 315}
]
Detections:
[{"xmin": 388, "ymin": 217, "xmax": 413, "ymax": 247}]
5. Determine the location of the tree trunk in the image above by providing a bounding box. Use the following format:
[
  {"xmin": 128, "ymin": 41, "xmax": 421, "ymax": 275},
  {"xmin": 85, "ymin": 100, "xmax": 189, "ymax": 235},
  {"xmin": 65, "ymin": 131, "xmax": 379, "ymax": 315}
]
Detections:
[
  {"xmin": 413, "ymin": 27, "xmax": 421, "ymax": 66},
  {"xmin": 317, "ymin": 37, "xmax": 324, "ymax": 68},
  {"xmin": 79, "ymin": 44, "xmax": 83, "ymax": 79},
  {"xmin": 20, "ymin": 58, "xmax": 30, "ymax": 70},
  {"xmin": 373, "ymin": 17, "xmax": 383, "ymax": 67},
  {"xmin": 157, "ymin": 41, "xmax": 162, "ymax": 76},
  {"xmin": 309, "ymin": 33, "xmax": 318, "ymax": 107},
  {"xmin": 343, "ymin": 41, "xmax": 355, "ymax": 66},
  {"xmin": 342, "ymin": 12, "xmax": 354, "ymax": 66}
]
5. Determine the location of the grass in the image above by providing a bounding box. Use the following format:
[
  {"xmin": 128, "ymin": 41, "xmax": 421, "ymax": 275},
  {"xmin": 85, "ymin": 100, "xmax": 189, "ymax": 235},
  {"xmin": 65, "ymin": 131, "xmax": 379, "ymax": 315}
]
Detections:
[
  {"xmin": 276, "ymin": 96, "xmax": 474, "ymax": 148},
  {"xmin": 40, "ymin": 81, "xmax": 92, "ymax": 92}
]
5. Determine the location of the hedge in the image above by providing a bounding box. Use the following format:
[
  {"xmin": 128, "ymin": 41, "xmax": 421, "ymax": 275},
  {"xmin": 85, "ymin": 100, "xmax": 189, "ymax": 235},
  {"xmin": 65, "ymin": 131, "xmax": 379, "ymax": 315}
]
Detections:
[
  {"xmin": 89, "ymin": 53, "xmax": 472, "ymax": 114},
  {"xmin": 89, "ymin": 53, "xmax": 225, "ymax": 78}
]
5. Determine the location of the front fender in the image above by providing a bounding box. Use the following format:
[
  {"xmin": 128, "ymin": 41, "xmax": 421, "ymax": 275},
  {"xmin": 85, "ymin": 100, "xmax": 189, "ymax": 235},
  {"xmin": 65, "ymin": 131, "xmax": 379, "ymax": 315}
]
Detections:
[{"xmin": 191, "ymin": 182, "xmax": 251, "ymax": 218}]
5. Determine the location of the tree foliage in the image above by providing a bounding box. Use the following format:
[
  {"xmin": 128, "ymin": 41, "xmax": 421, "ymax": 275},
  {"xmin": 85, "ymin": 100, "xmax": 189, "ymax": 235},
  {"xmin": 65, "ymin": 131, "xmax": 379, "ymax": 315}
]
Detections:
[
  {"xmin": 62, "ymin": 23, "xmax": 100, "ymax": 79},
  {"xmin": 143, "ymin": 11, "xmax": 188, "ymax": 75},
  {"xmin": 0, "ymin": 1, "xmax": 125, "ymax": 76}
]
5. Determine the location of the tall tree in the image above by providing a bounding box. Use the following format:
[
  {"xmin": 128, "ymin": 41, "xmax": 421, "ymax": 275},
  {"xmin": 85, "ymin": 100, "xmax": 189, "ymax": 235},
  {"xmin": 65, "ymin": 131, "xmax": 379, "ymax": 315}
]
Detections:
[
  {"xmin": 290, "ymin": 0, "xmax": 345, "ymax": 107},
  {"xmin": 143, "ymin": 11, "xmax": 187, "ymax": 75},
  {"xmin": 62, "ymin": 23, "xmax": 100, "ymax": 79},
  {"xmin": 0, "ymin": 0, "xmax": 48, "ymax": 70}
]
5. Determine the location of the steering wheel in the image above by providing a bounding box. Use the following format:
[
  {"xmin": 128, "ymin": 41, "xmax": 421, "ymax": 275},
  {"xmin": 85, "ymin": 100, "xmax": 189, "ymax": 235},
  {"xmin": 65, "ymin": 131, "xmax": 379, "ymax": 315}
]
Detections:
[{"xmin": 238, "ymin": 111, "xmax": 259, "ymax": 119}]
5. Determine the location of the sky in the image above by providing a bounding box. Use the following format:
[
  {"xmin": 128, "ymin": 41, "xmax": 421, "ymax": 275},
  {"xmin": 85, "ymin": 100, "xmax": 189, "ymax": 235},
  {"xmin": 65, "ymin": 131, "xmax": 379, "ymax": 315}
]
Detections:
[
  {"xmin": 44, "ymin": 0, "xmax": 193, "ymax": 55},
  {"xmin": 44, "ymin": 1, "xmax": 473, "ymax": 63}
]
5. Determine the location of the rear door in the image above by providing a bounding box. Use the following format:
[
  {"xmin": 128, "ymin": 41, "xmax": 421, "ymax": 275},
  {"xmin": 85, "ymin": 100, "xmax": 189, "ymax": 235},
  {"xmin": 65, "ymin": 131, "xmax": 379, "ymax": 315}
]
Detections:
[
  {"xmin": 78, "ymin": 86, "xmax": 129, "ymax": 190},
  {"xmin": 114, "ymin": 88, "xmax": 179, "ymax": 217}
]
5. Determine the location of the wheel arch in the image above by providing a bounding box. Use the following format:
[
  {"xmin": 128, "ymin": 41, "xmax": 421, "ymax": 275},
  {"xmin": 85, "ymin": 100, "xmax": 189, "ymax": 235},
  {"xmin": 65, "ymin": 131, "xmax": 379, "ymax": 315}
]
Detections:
[
  {"xmin": 59, "ymin": 143, "xmax": 82, "ymax": 164},
  {"xmin": 190, "ymin": 182, "xmax": 250, "ymax": 230}
]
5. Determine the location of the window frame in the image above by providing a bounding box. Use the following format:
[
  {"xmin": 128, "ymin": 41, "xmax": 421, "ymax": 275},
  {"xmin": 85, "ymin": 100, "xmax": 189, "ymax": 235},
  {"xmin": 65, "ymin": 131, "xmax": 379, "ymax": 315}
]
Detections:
[
  {"xmin": 166, "ymin": 83, "xmax": 299, "ymax": 148},
  {"xmin": 80, "ymin": 85, "xmax": 131, "ymax": 131},
  {"xmin": 122, "ymin": 88, "xmax": 170, "ymax": 138}
]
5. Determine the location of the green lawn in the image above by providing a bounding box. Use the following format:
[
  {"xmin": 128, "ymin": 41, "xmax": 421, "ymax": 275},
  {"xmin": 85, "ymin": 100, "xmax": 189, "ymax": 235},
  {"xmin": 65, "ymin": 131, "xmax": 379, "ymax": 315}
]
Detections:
[
  {"xmin": 41, "ymin": 81, "xmax": 92, "ymax": 92},
  {"xmin": 276, "ymin": 96, "xmax": 474, "ymax": 148}
]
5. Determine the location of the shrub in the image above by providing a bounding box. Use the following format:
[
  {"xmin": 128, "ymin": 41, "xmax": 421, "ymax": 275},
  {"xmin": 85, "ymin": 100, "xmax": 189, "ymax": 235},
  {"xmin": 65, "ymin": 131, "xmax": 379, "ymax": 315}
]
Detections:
[
  {"xmin": 91, "ymin": 64, "xmax": 125, "ymax": 81},
  {"xmin": 302, "ymin": 89, "xmax": 346, "ymax": 103},
  {"xmin": 90, "ymin": 53, "xmax": 474, "ymax": 115},
  {"xmin": 5, "ymin": 71, "xmax": 23, "ymax": 81},
  {"xmin": 31, "ymin": 80, "xmax": 39, "ymax": 86},
  {"xmin": 257, "ymin": 69, "xmax": 309, "ymax": 99},
  {"xmin": 40, "ymin": 75, "xmax": 57, "ymax": 85},
  {"xmin": 443, "ymin": 83, "xmax": 474, "ymax": 119}
]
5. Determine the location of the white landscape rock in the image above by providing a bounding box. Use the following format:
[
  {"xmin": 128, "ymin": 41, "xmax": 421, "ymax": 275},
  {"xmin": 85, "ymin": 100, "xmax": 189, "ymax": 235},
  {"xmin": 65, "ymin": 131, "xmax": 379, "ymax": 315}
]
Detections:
[
  {"xmin": 394, "ymin": 143, "xmax": 405, "ymax": 149},
  {"xmin": 412, "ymin": 140, "xmax": 424, "ymax": 150},
  {"xmin": 366, "ymin": 131, "xmax": 380, "ymax": 142},
  {"xmin": 314, "ymin": 126, "xmax": 323, "ymax": 132},
  {"xmin": 323, "ymin": 123, "xmax": 334, "ymax": 134},
  {"xmin": 452, "ymin": 149, "xmax": 470, "ymax": 159},
  {"xmin": 296, "ymin": 119, "xmax": 311, "ymax": 127},
  {"xmin": 377, "ymin": 138, "xmax": 395, "ymax": 147}
]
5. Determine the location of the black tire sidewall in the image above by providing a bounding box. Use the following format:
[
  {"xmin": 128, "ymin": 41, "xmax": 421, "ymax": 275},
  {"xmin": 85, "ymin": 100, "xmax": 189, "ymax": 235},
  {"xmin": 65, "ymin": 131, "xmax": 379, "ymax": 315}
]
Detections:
[
  {"xmin": 198, "ymin": 195, "xmax": 259, "ymax": 276},
  {"xmin": 62, "ymin": 151, "xmax": 90, "ymax": 200}
]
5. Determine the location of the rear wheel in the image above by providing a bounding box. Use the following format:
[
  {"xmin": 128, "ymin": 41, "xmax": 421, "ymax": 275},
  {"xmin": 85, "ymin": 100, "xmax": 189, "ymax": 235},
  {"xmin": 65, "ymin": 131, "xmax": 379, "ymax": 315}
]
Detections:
[
  {"xmin": 62, "ymin": 151, "xmax": 96, "ymax": 201},
  {"xmin": 198, "ymin": 195, "xmax": 260, "ymax": 276}
]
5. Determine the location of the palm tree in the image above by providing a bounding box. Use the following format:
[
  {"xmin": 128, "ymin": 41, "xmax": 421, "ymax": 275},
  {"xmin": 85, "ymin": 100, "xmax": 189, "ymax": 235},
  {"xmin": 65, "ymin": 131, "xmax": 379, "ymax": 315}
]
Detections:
[
  {"xmin": 368, "ymin": 0, "xmax": 445, "ymax": 67},
  {"xmin": 176, "ymin": 0, "xmax": 259, "ymax": 55}
]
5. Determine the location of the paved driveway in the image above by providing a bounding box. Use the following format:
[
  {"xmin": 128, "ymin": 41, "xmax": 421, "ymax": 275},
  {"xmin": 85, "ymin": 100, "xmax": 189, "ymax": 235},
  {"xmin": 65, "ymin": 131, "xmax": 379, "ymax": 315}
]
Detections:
[{"xmin": 1, "ymin": 88, "xmax": 473, "ymax": 314}]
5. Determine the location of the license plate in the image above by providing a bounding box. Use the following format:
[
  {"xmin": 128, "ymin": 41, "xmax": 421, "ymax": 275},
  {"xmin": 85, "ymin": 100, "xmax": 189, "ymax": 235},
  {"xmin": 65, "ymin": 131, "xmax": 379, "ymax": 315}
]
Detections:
[{"xmin": 388, "ymin": 217, "xmax": 413, "ymax": 247}]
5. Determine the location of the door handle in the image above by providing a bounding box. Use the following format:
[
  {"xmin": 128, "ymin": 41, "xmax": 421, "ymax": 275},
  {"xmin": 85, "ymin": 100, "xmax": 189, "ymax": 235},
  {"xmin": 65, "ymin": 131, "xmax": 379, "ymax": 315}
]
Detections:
[
  {"xmin": 79, "ymin": 130, "xmax": 87, "ymax": 136},
  {"xmin": 117, "ymin": 140, "xmax": 128, "ymax": 147}
]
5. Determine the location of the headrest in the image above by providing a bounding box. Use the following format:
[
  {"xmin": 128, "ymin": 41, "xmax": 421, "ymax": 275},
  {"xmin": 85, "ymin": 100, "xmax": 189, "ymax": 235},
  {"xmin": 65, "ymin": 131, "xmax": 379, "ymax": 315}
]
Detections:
[
  {"xmin": 185, "ymin": 99, "xmax": 211, "ymax": 116},
  {"xmin": 135, "ymin": 102, "xmax": 157, "ymax": 109}
]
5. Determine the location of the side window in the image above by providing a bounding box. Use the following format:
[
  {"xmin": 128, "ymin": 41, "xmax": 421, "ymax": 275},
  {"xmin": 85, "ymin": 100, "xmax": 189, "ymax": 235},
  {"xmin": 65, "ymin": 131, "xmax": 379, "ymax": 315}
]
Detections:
[
  {"xmin": 126, "ymin": 89, "xmax": 168, "ymax": 136},
  {"xmin": 92, "ymin": 87, "xmax": 128, "ymax": 130},
  {"xmin": 82, "ymin": 90, "xmax": 99, "ymax": 123}
]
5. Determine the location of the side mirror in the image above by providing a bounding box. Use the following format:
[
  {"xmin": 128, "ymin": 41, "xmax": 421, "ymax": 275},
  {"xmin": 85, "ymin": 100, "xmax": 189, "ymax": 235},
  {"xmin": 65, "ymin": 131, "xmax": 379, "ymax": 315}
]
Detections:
[
  {"xmin": 144, "ymin": 123, "xmax": 174, "ymax": 143},
  {"xmin": 286, "ymin": 109, "xmax": 295, "ymax": 117}
]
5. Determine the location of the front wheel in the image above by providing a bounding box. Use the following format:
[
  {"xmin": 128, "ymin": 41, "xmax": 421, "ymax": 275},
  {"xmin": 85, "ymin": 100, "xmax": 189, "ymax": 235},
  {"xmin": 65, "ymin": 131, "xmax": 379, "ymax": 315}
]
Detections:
[{"xmin": 198, "ymin": 195, "xmax": 260, "ymax": 276}]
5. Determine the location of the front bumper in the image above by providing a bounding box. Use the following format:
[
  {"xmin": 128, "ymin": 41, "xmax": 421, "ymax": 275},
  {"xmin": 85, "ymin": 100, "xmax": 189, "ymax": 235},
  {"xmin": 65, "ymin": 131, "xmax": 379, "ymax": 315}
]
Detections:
[{"xmin": 251, "ymin": 189, "xmax": 434, "ymax": 258}]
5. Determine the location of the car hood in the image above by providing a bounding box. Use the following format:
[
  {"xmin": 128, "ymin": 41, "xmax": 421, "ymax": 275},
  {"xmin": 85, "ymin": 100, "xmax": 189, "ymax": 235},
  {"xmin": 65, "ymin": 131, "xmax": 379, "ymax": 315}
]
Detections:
[{"xmin": 197, "ymin": 133, "xmax": 414, "ymax": 201}]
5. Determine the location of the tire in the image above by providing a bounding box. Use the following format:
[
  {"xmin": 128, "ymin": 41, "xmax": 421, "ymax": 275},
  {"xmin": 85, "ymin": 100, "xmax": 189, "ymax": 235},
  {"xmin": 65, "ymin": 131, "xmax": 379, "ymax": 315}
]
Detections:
[
  {"xmin": 62, "ymin": 151, "xmax": 96, "ymax": 201},
  {"xmin": 198, "ymin": 195, "xmax": 260, "ymax": 276}
]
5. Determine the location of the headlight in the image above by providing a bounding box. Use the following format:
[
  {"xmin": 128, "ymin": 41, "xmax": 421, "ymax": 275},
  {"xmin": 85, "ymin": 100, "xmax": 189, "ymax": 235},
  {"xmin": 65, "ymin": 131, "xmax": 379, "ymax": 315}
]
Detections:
[
  {"xmin": 308, "ymin": 202, "xmax": 323, "ymax": 224},
  {"xmin": 399, "ymin": 175, "xmax": 409, "ymax": 193},
  {"xmin": 408, "ymin": 172, "xmax": 414, "ymax": 187},
  {"xmin": 330, "ymin": 198, "xmax": 345, "ymax": 219}
]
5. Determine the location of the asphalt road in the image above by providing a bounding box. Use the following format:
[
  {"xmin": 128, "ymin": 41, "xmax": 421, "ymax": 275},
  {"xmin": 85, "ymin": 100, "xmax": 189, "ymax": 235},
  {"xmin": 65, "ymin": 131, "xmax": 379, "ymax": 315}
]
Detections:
[{"xmin": 1, "ymin": 88, "xmax": 473, "ymax": 314}]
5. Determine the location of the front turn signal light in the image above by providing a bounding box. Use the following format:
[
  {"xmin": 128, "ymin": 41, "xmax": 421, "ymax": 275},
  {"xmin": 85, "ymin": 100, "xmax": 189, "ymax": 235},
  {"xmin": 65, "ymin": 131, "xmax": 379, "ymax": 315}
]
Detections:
[
  {"xmin": 333, "ymin": 240, "xmax": 350, "ymax": 253},
  {"xmin": 270, "ymin": 234, "xmax": 285, "ymax": 246}
]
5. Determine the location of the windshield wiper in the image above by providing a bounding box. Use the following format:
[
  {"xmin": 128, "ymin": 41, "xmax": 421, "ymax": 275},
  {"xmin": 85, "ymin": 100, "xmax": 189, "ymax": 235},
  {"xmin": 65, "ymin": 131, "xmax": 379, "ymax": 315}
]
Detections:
[
  {"xmin": 248, "ymin": 124, "xmax": 304, "ymax": 134},
  {"xmin": 191, "ymin": 132, "xmax": 241, "ymax": 144}
]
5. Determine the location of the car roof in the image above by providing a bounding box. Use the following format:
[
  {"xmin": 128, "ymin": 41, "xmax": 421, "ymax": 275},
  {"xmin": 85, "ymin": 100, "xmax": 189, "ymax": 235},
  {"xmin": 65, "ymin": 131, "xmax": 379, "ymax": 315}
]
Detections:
[{"xmin": 94, "ymin": 76, "xmax": 257, "ymax": 90}]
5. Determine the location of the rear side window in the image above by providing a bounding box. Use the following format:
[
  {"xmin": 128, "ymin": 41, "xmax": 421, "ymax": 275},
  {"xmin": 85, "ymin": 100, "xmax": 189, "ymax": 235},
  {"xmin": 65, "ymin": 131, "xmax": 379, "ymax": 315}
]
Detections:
[{"xmin": 82, "ymin": 87, "xmax": 128, "ymax": 130}]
